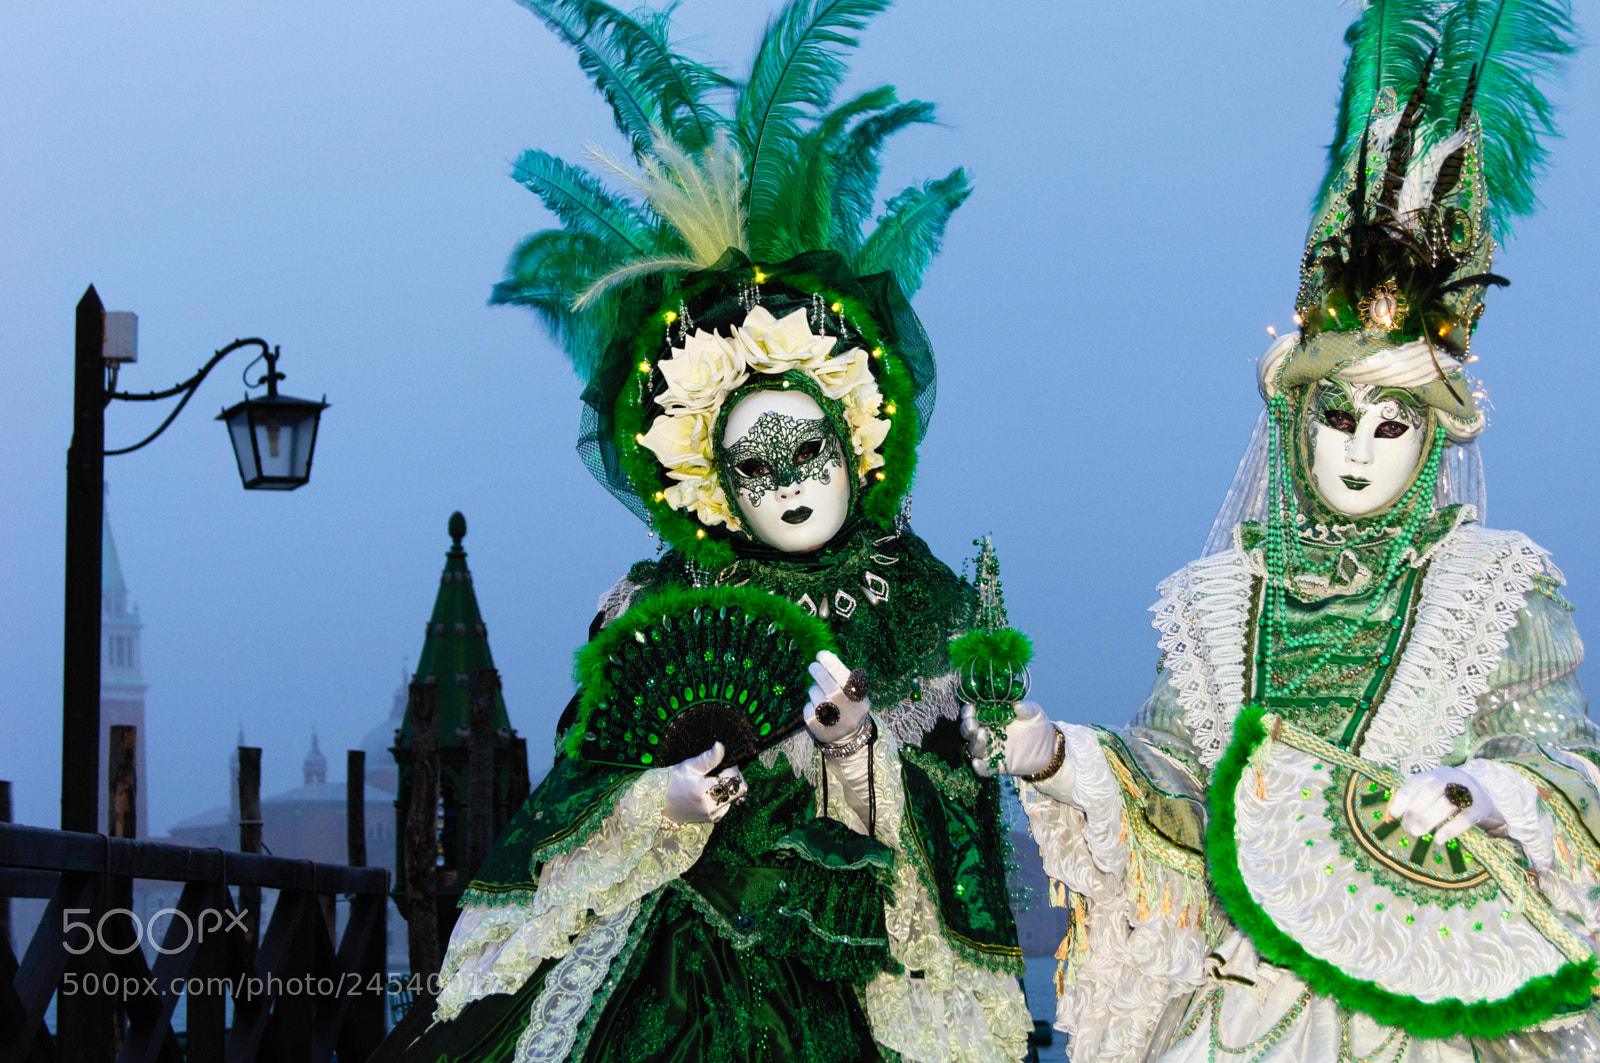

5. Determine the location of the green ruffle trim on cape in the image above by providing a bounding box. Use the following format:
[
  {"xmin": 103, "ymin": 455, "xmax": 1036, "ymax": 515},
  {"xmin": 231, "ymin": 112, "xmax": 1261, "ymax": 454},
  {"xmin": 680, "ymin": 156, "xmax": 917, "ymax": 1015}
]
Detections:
[
  {"xmin": 1208, "ymin": 704, "xmax": 1598, "ymax": 1040},
  {"xmin": 773, "ymin": 818, "xmax": 896, "ymax": 873}
]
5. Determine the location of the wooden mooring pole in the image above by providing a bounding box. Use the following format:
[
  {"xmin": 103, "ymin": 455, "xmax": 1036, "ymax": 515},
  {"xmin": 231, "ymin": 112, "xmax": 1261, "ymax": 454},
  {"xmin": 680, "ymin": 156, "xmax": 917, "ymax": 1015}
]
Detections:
[
  {"xmin": 238, "ymin": 745, "xmax": 262, "ymax": 951},
  {"xmin": 405, "ymin": 677, "xmax": 440, "ymax": 979}
]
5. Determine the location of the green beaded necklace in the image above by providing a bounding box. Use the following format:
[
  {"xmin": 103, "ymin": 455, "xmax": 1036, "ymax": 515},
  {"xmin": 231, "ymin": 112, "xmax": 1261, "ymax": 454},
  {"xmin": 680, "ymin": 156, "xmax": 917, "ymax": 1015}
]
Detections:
[{"xmin": 1258, "ymin": 391, "xmax": 1446, "ymax": 702}]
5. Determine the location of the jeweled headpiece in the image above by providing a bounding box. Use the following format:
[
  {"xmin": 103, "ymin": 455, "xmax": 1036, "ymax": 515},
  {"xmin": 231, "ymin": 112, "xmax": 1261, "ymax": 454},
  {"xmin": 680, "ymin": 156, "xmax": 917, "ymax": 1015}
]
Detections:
[
  {"xmin": 1263, "ymin": 0, "xmax": 1577, "ymax": 441},
  {"xmin": 492, "ymin": 0, "xmax": 970, "ymax": 567}
]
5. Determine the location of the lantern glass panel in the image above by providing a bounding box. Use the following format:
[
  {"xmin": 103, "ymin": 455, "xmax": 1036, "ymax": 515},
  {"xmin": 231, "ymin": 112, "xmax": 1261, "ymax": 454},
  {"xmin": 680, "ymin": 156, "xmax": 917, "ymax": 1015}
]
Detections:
[{"xmin": 219, "ymin": 393, "xmax": 327, "ymax": 490}]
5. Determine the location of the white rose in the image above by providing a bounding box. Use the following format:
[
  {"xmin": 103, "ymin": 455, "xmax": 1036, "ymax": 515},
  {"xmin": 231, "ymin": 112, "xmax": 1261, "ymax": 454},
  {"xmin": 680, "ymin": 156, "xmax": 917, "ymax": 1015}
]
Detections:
[
  {"xmin": 639, "ymin": 410, "xmax": 714, "ymax": 474},
  {"xmin": 850, "ymin": 415, "xmax": 890, "ymax": 471},
  {"xmin": 736, "ymin": 307, "xmax": 835, "ymax": 375},
  {"xmin": 665, "ymin": 476, "xmax": 738, "ymax": 530},
  {"xmin": 658, "ymin": 330, "xmax": 748, "ymax": 414},
  {"xmin": 812, "ymin": 346, "xmax": 873, "ymax": 401}
]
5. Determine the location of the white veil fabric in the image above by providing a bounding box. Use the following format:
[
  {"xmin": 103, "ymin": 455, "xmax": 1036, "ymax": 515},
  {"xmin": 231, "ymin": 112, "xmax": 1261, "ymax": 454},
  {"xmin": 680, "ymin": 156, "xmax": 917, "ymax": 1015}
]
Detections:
[{"xmin": 1199, "ymin": 408, "xmax": 1488, "ymax": 558}]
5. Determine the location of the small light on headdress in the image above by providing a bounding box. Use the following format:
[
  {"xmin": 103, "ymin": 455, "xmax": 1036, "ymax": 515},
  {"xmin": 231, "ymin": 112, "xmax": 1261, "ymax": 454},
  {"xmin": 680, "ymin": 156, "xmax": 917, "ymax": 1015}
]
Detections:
[
  {"xmin": 1292, "ymin": 313, "xmax": 1303, "ymax": 327},
  {"xmin": 884, "ymin": 402, "xmax": 897, "ymax": 415},
  {"xmin": 638, "ymin": 361, "xmax": 651, "ymax": 373},
  {"xmin": 1266, "ymin": 325, "xmax": 1278, "ymax": 338},
  {"xmin": 1465, "ymin": 355, "xmax": 1479, "ymax": 364},
  {"xmin": 874, "ymin": 471, "xmax": 886, "ymax": 481},
  {"xmin": 653, "ymin": 491, "xmax": 665, "ymax": 501},
  {"xmin": 696, "ymin": 529, "xmax": 706, "ymax": 538},
  {"xmin": 664, "ymin": 311, "xmax": 678, "ymax": 324},
  {"xmin": 871, "ymin": 347, "xmax": 883, "ymax": 360},
  {"xmin": 635, "ymin": 433, "xmax": 646, "ymax": 443},
  {"xmin": 753, "ymin": 271, "xmax": 767, "ymax": 284},
  {"xmin": 1358, "ymin": 281, "xmax": 1407, "ymax": 332},
  {"xmin": 781, "ymin": 379, "xmax": 791, "ymax": 388}
]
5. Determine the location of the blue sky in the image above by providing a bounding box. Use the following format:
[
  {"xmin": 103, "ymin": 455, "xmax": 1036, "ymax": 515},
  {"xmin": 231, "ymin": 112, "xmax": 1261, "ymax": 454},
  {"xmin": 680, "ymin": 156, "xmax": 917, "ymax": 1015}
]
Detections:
[{"xmin": 2, "ymin": 1, "xmax": 1596, "ymax": 835}]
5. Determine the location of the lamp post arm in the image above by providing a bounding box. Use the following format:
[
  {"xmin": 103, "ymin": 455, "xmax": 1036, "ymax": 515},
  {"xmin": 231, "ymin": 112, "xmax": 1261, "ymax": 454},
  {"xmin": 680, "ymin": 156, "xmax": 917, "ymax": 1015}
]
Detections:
[{"xmin": 104, "ymin": 338, "xmax": 270, "ymax": 456}]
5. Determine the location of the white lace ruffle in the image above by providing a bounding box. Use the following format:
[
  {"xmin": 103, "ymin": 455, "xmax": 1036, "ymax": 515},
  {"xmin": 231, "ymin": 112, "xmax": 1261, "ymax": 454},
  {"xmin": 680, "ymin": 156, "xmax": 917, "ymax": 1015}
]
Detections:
[
  {"xmin": 882, "ymin": 671, "xmax": 964, "ymax": 748},
  {"xmin": 1362, "ymin": 527, "xmax": 1550, "ymax": 773},
  {"xmin": 434, "ymin": 768, "xmax": 711, "ymax": 1022},
  {"xmin": 1233, "ymin": 744, "xmax": 1568, "ymax": 1004},
  {"xmin": 1020, "ymin": 725, "xmax": 1207, "ymax": 1063},
  {"xmin": 1151, "ymin": 551, "xmax": 1254, "ymax": 770},
  {"xmin": 512, "ymin": 901, "xmax": 640, "ymax": 1063},
  {"xmin": 865, "ymin": 728, "xmax": 1034, "ymax": 1063}
]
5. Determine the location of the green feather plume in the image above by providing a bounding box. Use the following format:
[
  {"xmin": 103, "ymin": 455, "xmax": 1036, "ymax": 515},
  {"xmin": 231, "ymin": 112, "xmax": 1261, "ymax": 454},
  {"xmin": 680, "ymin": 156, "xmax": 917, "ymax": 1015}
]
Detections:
[
  {"xmin": 736, "ymin": 0, "xmax": 892, "ymax": 252},
  {"xmin": 511, "ymin": 0, "xmax": 732, "ymax": 155},
  {"xmin": 494, "ymin": 0, "xmax": 967, "ymax": 385},
  {"xmin": 1437, "ymin": 0, "xmax": 1578, "ymax": 235},
  {"xmin": 856, "ymin": 169, "xmax": 972, "ymax": 298},
  {"xmin": 1315, "ymin": 0, "xmax": 1577, "ymax": 240},
  {"xmin": 1318, "ymin": 0, "xmax": 1437, "ymax": 211}
]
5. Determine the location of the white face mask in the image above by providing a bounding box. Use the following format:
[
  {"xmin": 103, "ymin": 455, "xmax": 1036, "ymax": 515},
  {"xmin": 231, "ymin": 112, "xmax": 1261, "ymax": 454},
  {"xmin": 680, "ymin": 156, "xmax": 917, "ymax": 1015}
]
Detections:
[
  {"xmin": 719, "ymin": 389, "xmax": 851, "ymax": 553},
  {"xmin": 1307, "ymin": 381, "xmax": 1427, "ymax": 516}
]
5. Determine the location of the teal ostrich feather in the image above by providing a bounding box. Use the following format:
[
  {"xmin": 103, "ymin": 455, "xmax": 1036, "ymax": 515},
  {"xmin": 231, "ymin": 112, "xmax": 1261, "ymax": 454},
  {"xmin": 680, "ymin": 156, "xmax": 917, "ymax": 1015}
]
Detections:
[{"xmin": 493, "ymin": 0, "xmax": 967, "ymax": 388}]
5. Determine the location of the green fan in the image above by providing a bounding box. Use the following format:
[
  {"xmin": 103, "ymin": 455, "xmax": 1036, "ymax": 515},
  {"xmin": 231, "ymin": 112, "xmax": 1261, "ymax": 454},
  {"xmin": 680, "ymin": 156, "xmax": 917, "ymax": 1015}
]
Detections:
[{"xmin": 568, "ymin": 585, "xmax": 836, "ymax": 770}]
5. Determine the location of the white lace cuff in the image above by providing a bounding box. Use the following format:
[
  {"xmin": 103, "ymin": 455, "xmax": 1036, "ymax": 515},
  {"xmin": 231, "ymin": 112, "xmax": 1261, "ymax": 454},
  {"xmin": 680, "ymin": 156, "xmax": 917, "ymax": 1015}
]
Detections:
[
  {"xmin": 1459, "ymin": 758, "xmax": 1556, "ymax": 871},
  {"xmin": 434, "ymin": 768, "xmax": 712, "ymax": 1021}
]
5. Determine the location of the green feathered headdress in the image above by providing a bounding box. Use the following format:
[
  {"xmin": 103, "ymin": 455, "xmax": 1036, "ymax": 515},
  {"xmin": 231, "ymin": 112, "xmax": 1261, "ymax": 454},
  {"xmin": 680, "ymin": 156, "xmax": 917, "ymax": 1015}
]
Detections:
[
  {"xmin": 492, "ymin": 0, "xmax": 970, "ymax": 566},
  {"xmin": 1272, "ymin": 0, "xmax": 1577, "ymax": 432}
]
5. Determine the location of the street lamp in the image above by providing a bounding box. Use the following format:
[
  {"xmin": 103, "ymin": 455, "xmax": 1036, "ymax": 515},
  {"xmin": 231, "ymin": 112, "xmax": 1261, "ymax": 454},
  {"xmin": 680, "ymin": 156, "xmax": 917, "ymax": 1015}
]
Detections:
[
  {"xmin": 217, "ymin": 346, "xmax": 329, "ymax": 490},
  {"xmin": 61, "ymin": 285, "xmax": 330, "ymax": 834}
]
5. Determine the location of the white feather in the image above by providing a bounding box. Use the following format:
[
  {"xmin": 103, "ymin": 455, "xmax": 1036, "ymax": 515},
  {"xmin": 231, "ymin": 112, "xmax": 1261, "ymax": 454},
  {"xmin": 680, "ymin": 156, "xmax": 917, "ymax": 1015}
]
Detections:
[
  {"xmin": 1394, "ymin": 127, "xmax": 1471, "ymax": 219},
  {"xmin": 571, "ymin": 255, "xmax": 704, "ymax": 310},
  {"xmin": 588, "ymin": 128, "xmax": 748, "ymax": 268}
]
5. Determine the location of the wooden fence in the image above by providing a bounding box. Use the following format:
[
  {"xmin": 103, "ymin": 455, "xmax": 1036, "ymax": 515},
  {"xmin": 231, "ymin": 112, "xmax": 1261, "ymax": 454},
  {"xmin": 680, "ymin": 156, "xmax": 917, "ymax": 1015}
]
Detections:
[{"xmin": 0, "ymin": 823, "xmax": 387, "ymax": 1063}]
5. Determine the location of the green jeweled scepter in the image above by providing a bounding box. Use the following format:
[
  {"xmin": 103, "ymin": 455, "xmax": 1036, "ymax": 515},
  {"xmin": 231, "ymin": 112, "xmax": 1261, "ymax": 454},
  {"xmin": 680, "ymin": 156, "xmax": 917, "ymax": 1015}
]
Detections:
[{"xmin": 950, "ymin": 537, "xmax": 1033, "ymax": 771}]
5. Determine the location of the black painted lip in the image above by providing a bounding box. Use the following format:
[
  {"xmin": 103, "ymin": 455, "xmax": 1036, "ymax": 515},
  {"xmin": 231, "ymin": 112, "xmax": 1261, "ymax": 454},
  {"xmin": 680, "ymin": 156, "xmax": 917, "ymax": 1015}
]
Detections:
[
  {"xmin": 780, "ymin": 506, "xmax": 813, "ymax": 525},
  {"xmin": 1340, "ymin": 475, "xmax": 1372, "ymax": 490}
]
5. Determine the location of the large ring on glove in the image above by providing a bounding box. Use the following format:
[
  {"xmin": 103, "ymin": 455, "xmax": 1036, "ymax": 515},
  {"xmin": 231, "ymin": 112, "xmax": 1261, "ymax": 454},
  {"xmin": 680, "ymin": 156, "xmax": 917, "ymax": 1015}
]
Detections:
[
  {"xmin": 708, "ymin": 777, "xmax": 740, "ymax": 804},
  {"xmin": 814, "ymin": 702, "xmax": 842, "ymax": 727},
  {"xmin": 843, "ymin": 668, "xmax": 869, "ymax": 702},
  {"xmin": 1444, "ymin": 782, "xmax": 1474, "ymax": 810}
]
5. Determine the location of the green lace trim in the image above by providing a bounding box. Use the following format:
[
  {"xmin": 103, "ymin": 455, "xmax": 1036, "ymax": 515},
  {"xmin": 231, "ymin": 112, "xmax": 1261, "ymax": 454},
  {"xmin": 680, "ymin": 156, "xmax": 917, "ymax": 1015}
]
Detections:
[
  {"xmin": 459, "ymin": 885, "xmax": 539, "ymax": 909},
  {"xmin": 896, "ymin": 813, "xmax": 1025, "ymax": 976},
  {"xmin": 899, "ymin": 747, "xmax": 979, "ymax": 806}
]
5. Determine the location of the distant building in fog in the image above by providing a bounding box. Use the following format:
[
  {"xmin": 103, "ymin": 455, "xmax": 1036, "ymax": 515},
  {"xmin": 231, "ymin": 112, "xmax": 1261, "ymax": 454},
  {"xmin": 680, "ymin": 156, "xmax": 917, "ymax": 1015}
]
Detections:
[{"xmin": 100, "ymin": 493, "xmax": 148, "ymax": 838}]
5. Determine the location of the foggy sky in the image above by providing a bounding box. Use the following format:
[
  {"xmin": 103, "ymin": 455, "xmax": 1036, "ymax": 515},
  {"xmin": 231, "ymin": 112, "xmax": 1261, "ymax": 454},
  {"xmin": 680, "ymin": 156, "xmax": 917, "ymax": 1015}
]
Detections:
[{"xmin": 2, "ymin": 1, "xmax": 1596, "ymax": 836}]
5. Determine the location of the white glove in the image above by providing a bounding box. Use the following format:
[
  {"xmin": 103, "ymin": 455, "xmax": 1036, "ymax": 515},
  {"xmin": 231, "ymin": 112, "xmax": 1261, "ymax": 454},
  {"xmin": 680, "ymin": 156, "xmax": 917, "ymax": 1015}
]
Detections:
[
  {"xmin": 805, "ymin": 650, "xmax": 870, "ymax": 744},
  {"xmin": 663, "ymin": 742, "xmax": 748, "ymax": 825},
  {"xmin": 960, "ymin": 701, "xmax": 1061, "ymax": 779},
  {"xmin": 1387, "ymin": 766, "xmax": 1504, "ymax": 844}
]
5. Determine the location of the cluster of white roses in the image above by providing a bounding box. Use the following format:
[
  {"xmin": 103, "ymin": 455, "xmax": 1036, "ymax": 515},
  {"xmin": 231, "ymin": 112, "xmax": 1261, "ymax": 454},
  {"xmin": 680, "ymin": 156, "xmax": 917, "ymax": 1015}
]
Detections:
[{"xmin": 639, "ymin": 305, "xmax": 889, "ymax": 531}]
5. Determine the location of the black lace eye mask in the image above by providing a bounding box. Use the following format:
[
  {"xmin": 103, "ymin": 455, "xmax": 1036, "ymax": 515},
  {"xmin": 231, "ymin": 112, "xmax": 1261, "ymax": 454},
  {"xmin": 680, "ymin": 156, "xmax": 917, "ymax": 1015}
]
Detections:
[{"xmin": 719, "ymin": 412, "xmax": 841, "ymax": 505}]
